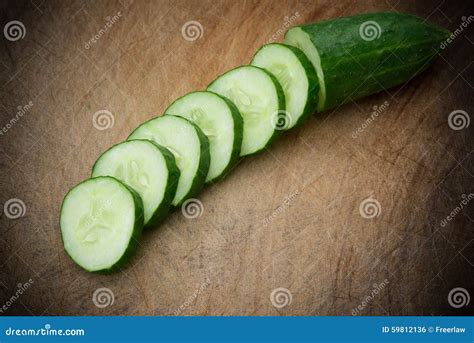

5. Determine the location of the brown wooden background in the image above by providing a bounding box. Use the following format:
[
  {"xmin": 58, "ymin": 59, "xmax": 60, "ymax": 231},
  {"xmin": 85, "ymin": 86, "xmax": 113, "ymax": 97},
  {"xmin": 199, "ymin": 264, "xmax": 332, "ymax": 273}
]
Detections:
[{"xmin": 0, "ymin": 0, "xmax": 473, "ymax": 316}]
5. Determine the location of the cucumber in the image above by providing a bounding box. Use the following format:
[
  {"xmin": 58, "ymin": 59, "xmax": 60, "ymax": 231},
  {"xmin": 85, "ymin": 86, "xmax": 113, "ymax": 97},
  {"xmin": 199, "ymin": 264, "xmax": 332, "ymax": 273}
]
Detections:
[
  {"xmin": 284, "ymin": 12, "xmax": 451, "ymax": 111},
  {"xmin": 251, "ymin": 43, "xmax": 319, "ymax": 129},
  {"xmin": 165, "ymin": 91, "xmax": 243, "ymax": 183},
  {"xmin": 60, "ymin": 176, "xmax": 144, "ymax": 273},
  {"xmin": 207, "ymin": 65, "xmax": 285, "ymax": 156},
  {"xmin": 91, "ymin": 139, "xmax": 180, "ymax": 228},
  {"xmin": 128, "ymin": 115, "xmax": 210, "ymax": 206}
]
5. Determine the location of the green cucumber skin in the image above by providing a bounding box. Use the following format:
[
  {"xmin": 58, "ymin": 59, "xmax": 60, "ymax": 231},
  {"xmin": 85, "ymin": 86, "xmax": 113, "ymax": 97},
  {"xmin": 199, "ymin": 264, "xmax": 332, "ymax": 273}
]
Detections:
[
  {"xmin": 128, "ymin": 115, "xmax": 211, "ymax": 207},
  {"xmin": 91, "ymin": 139, "xmax": 180, "ymax": 229},
  {"xmin": 287, "ymin": 12, "xmax": 451, "ymax": 111},
  {"xmin": 208, "ymin": 93, "xmax": 243, "ymax": 182},
  {"xmin": 133, "ymin": 139, "xmax": 180, "ymax": 228},
  {"xmin": 252, "ymin": 43, "xmax": 319, "ymax": 128},
  {"xmin": 59, "ymin": 176, "xmax": 144, "ymax": 274},
  {"xmin": 207, "ymin": 65, "xmax": 286, "ymax": 156},
  {"xmin": 164, "ymin": 91, "xmax": 244, "ymax": 184},
  {"xmin": 175, "ymin": 115, "xmax": 211, "ymax": 204}
]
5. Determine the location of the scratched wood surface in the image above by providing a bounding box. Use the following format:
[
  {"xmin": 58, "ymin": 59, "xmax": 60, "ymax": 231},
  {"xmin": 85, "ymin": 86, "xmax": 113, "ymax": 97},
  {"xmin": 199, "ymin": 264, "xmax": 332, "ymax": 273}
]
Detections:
[{"xmin": 0, "ymin": 0, "xmax": 473, "ymax": 316}]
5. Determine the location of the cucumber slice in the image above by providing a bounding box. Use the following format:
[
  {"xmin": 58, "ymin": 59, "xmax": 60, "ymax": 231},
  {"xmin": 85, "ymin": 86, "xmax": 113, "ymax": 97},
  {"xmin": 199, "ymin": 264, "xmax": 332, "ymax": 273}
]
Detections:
[
  {"xmin": 284, "ymin": 12, "xmax": 451, "ymax": 111},
  {"xmin": 251, "ymin": 43, "xmax": 319, "ymax": 129},
  {"xmin": 60, "ymin": 176, "xmax": 144, "ymax": 273},
  {"xmin": 165, "ymin": 91, "xmax": 243, "ymax": 183},
  {"xmin": 128, "ymin": 115, "xmax": 210, "ymax": 206},
  {"xmin": 207, "ymin": 65, "xmax": 285, "ymax": 156},
  {"xmin": 91, "ymin": 140, "xmax": 180, "ymax": 228}
]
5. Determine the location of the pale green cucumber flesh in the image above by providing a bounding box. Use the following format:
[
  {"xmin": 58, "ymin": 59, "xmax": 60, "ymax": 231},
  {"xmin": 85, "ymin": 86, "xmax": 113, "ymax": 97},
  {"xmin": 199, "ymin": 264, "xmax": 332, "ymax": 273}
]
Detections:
[
  {"xmin": 128, "ymin": 115, "xmax": 210, "ymax": 206},
  {"xmin": 60, "ymin": 176, "xmax": 144, "ymax": 273},
  {"xmin": 251, "ymin": 43, "xmax": 319, "ymax": 128},
  {"xmin": 165, "ymin": 91, "xmax": 243, "ymax": 183},
  {"xmin": 285, "ymin": 12, "xmax": 451, "ymax": 111},
  {"xmin": 91, "ymin": 139, "xmax": 179, "ymax": 228},
  {"xmin": 207, "ymin": 65, "xmax": 285, "ymax": 156}
]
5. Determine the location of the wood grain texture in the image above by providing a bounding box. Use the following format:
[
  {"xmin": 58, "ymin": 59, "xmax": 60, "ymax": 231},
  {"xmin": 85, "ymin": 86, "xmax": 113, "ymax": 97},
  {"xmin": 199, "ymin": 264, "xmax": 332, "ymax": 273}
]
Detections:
[{"xmin": 0, "ymin": 0, "xmax": 473, "ymax": 316}]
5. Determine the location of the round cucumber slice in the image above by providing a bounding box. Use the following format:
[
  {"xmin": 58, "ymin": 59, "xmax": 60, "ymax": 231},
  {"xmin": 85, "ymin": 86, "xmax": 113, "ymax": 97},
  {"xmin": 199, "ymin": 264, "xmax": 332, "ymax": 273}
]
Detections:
[
  {"xmin": 128, "ymin": 115, "xmax": 210, "ymax": 206},
  {"xmin": 207, "ymin": 65, "xmax": 285, "ymax": 156},
  {"xmin": 91, "ymin": 140, "xmax": 180, "ymax": 228},
  {"xmin": 251, "ymin": 43, "xmax": 319, "ymax": 129},
  {"xmin": 165, "ymin": 91, "xmax": 243, "ymax": 183},
  {"xmin": 60, "ymin": 176, "xmax": 144, "ymax": 273}
]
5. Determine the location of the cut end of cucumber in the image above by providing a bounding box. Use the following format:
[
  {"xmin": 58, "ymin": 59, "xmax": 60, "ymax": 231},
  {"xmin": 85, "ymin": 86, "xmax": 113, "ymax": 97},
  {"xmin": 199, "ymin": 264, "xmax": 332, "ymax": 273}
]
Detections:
[
  {"xmin": 128, "ymin": 115, "xmax": 209, "ymax": 206},
  {"xmin": 207, "ymin": 65, "xmax": 284, "ymax": 156},
  {"xmin": 60, "ymin": 176, "xmax": 143, "ymax": 272},
  {"xmin": 285, "ymin": 27, "xmax": 326, "ymax": 112},
  {"xmin": 165, "ymin": 91, "xmax": 243, "ymax": 183},
  {"xmin": 251, "ymin": 43, "xmax": 318, "ymax": 129},
  {"xmin": 92, "ymin": 140, "xmax": 178, "ymax": 227}
]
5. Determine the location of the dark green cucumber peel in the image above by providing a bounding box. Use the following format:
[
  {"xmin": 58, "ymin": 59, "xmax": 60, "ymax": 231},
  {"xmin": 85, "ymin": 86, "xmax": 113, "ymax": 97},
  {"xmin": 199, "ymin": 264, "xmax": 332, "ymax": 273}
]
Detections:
[
  {"xmin": 252, "ymin": 43, "xmax": 319, "ymax": 128},
  {"xmin": 135, "ymin": 139, "xmax": 180, "ymax": 227},
  {"xmin": 178, "ymin": 115, "xmax": 211, "ymax": 202},
  {"xmin": 285, "ymin": 12, "xmax": 451, "ymax": 111},
  {"xmin": 209, "ymin": 93, "xmax": 244, "ymax": 182},
  {"xmin": 207, "ymin": 65, "xmax": 286, "ymax": 156},
  {"xmin": 60, "ymin": 176, "xmax": 144, "ymax": 274},
  {"xmin": 91, "ymin": 139, "xmax": 180, "ymax": 229},
  {"xmin": 165, "ymin": 91, "xmax": 244, "ymax": 184}
]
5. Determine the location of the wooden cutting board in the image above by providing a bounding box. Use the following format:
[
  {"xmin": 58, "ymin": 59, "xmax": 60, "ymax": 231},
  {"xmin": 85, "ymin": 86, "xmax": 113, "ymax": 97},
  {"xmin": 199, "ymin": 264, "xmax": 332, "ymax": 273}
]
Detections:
[{"xmin": 0, "ymin": 0, "xmax": 472, "ymax": 316}]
